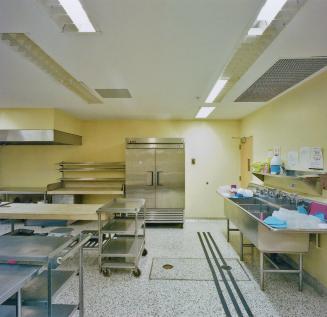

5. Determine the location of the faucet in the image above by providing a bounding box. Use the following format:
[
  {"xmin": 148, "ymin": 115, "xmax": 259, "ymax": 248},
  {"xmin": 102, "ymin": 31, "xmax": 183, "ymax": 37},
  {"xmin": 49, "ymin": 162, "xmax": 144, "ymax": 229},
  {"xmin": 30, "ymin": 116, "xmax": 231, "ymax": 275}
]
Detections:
[{"xmin": 289, "ymin": 194, "xmax": 299, "ymax": 206}]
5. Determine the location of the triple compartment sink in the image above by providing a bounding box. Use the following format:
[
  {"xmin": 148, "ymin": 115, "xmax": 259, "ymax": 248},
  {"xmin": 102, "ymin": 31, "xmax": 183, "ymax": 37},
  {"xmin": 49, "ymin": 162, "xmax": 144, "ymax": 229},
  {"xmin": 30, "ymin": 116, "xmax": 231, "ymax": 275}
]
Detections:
[{"xmin": 229, "ymin": 196, "xmax": 296, "ymax": 221}]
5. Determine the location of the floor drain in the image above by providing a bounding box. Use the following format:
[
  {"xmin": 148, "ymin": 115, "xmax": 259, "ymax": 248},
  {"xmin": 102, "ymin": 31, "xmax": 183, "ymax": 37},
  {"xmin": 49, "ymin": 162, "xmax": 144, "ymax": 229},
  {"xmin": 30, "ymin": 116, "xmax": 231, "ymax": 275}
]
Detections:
[
  {"xmin": 162, "ymin": 264, "xmax": 174, "ymax": 270},
  {"xmin": 221, "ymin": 265, "xmax": 232, "ymax": 271}
]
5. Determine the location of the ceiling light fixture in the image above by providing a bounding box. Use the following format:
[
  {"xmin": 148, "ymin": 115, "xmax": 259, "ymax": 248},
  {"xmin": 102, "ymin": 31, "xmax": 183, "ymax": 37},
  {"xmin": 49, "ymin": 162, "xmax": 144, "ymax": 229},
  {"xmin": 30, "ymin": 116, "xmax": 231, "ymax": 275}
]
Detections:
[
  {"xmin": 1, "ymin": 33, "xmax": 102, "ymax": 104},
  {"xmin": 58, "ymin": 0, "xmax": 96, "ymax": 33},
  {"xmin": 248, "ymin": 0, "xmax": 287, "ymax": 36},
  {"xmin": 195, "ymin": 106, "xmax": 216, "ymax": 119},
  {"xmin": 205, "ymin": 79, "xmax": 228, "ymax": 103}
]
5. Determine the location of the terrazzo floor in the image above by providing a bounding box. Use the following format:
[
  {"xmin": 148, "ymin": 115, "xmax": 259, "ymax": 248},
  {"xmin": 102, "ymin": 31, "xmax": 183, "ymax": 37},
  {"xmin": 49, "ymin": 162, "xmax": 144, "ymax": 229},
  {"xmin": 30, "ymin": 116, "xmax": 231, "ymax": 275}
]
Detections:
[{"xmin": 1, "ymin": 219, "xmax": 327, "ymax": 317}]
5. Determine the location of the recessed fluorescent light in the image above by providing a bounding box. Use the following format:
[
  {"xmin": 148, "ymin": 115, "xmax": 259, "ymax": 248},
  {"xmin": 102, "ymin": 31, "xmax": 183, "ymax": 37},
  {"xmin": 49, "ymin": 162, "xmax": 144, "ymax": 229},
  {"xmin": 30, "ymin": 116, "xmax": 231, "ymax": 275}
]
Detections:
[
  {"xmin": 205, "ymin": 79, "xmax": 228, "ymax": 103},
  {"xmin": 195, "ymin": 106, "xmax": 216, "ymax": 119},
  {"xmin": 58, "ymin": 0, "xmax": 95, "ymax": 33},
  {"xmin": 248, "ymin": 0, "xmax": 287, "ymax": 36},
  {"xmin": 248, "ymin": 27, "xmax": 264, "ymax": 36}
]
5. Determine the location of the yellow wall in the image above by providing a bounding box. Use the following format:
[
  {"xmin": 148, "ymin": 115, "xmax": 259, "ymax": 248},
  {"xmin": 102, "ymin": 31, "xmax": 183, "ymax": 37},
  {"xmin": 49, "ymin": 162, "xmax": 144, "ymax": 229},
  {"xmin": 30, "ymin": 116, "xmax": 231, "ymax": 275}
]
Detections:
[
  {"xmin": 0, "ymin": 119, "xmax": 240, "ymax": 218},
  {"xmin": 0, "ymin": 108, "xmax": 81, "ymax": 135},
  {"xmin": 0, "ymin": 108, "xmax": 54, "ymax": 129},
  {"xmin": 53, "ymin": 109, "xmax": 82, "ymax": 135},
  {"xmin": 241, "ymin": 70, "xmax": 327, "ymax": 286}
]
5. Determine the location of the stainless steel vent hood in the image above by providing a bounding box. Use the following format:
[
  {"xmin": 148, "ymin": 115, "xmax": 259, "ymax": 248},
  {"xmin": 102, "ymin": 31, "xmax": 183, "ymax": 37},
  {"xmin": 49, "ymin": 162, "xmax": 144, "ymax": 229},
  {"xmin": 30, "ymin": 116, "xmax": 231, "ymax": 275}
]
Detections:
[{"xmin": 0, "ymin": 129, "xmax": 82, "ymax": 145}]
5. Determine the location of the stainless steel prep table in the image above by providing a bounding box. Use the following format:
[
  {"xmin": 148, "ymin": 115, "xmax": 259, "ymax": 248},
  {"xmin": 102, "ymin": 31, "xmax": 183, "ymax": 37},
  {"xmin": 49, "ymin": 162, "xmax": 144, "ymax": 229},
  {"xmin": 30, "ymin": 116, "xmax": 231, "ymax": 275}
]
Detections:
[
  {"xmin": 219, "ymin": 192, "xmax": 327, "ymax": 291},
  {"xmin": 0, "ymin": 264, "xmax": 41, "ymax": 317},
  {"xmin": 0, "ymin": 233, "xmax": 91, "ymax": 317},
  {"xmin": 0, "ymin": 203, "xmax": 104, "ymax": 233}
]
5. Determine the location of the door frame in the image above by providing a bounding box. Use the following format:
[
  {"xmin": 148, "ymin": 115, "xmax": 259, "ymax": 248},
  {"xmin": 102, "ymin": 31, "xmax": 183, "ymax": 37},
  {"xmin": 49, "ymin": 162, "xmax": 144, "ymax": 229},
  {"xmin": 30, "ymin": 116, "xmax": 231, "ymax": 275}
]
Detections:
[{"xmin": 240, "ymin": 136, "xmax": 253, "ymax": 188}]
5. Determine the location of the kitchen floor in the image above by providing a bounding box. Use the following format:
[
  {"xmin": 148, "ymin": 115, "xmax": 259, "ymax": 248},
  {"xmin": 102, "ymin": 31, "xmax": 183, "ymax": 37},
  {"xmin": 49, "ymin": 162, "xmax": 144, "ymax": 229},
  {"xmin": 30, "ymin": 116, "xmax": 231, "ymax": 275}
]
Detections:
[{"xmin": 1, "ymin": 220, "xmax": 326, "ymax": 317}]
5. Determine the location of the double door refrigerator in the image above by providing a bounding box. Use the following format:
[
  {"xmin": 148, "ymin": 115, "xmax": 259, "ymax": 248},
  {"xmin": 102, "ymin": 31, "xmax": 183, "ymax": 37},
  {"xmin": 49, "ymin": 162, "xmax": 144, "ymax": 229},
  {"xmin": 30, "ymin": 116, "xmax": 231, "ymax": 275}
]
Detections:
[{"xmin": 125, "ymin": 138, "xmax": 185, "ymax": 225}]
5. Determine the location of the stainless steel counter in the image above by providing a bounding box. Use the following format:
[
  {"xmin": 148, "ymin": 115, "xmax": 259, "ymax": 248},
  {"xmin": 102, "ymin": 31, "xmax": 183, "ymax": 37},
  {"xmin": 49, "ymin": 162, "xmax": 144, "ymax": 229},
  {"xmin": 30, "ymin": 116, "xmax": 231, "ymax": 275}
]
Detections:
[
  {"xmin": 0, "ymin": 234, "xmax": 91, "ymax": 317},
  {"xmin": 219, "ymin": 192, "xmax": 327, "ymax": 291},
  {"xmin": 0, "ymin": 236, "xmax": 71, "ymax": 264},
  {"xmin": 0, "ymin": 264, "xmax": 40, "ymax": 304},
  {"xmin": 226, "ymin": 196, "xmax": 327, "ymax": 233}
]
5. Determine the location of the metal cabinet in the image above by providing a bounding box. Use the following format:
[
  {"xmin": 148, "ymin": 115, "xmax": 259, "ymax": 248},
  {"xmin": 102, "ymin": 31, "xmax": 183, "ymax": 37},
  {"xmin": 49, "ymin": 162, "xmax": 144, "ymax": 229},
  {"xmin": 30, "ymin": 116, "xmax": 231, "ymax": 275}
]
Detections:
[{"xmin": 125, "ymin": 138, "xmax": 185, "ymax": 225}]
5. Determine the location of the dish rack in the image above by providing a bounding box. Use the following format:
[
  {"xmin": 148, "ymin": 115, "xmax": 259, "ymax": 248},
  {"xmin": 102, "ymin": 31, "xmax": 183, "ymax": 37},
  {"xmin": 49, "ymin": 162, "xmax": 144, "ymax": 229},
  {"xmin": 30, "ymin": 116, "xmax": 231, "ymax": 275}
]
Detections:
[{"xmin": 97, "ymin": 198, "xmax": 147, "ymax": 277}]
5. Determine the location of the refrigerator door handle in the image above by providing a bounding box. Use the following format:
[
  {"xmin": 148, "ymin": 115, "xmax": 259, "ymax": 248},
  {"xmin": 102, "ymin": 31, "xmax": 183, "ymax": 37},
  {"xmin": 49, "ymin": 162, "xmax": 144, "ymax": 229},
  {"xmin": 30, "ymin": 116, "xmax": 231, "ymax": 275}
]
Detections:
[
  {"xmin": 146, "ymin": 171, "xmax": 154, "ymax": 186},
  {"xmin": 156, "ymin": 171, "xmax": 162, "ymax": 186}
]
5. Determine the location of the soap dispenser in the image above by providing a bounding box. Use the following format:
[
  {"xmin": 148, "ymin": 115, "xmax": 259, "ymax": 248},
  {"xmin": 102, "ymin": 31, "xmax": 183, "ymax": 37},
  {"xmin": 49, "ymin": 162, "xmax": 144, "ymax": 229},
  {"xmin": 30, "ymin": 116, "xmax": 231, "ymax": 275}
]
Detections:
[{"xmin": 270, "ymin": 154, "xmax": 281, "ymax": 175}]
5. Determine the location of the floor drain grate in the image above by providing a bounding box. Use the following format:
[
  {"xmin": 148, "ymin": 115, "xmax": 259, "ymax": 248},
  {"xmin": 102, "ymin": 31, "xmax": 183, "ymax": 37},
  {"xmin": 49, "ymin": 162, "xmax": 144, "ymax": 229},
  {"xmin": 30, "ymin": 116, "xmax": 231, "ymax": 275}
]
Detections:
[
  {"xmin": 162, "ymin": 264, "xmax": 174, "ymax": 270},
  {"xmin": 221, "ymin": 265, "xmax": 232, "ymax": 271}
]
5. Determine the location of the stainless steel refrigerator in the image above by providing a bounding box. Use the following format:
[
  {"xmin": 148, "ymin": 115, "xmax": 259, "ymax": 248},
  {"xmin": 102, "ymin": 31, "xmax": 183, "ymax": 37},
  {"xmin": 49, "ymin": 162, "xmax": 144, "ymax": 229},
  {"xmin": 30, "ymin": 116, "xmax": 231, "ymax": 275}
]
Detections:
[{"xmin": 125, "ymin": 138, "xmax": 185, "ymax": 225}]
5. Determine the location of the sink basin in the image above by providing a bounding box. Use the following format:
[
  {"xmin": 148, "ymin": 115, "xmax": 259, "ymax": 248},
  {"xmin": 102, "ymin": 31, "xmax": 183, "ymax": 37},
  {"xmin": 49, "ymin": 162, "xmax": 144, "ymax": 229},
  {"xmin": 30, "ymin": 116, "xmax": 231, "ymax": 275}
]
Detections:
[
  {"xmin": 230, "ymin": 197, "xmax": 263, "ymax": 205},
  {"xmin": 241, "ymin": 204, "xmax": 276, "ymax": 213},
  {"xmin": 240, "ymin": 204, "xmax": 276, "ymax": 221},
  {"xmin": 230, "ymin": 196, "xmax": 297, "ymax": 210}
]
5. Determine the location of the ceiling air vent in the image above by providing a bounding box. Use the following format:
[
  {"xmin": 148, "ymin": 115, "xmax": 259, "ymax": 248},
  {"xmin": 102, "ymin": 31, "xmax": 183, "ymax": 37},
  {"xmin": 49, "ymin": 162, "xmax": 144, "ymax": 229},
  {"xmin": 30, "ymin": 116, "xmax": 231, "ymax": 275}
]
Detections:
[
  {"xmin": 235, "ymin": 57, "xmax": 327, "ymax": 102},
  {"xmin": 95, "ymin": 89, "xmax": 132, "ymax": 98}
]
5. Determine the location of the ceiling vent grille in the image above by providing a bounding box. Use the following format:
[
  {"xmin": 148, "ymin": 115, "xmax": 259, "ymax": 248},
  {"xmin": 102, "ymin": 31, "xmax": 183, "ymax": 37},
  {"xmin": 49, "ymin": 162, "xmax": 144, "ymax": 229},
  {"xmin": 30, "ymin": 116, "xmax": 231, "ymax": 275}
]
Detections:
[
  {"xmin": 214, "ymin": 0, "xmax": 307, "ymax": 102},
  {"xmin": 95, "ymin": 89, "xmax": 132, "ymax": 98},
  {"xmin": 235, "ymin": 57, "xmax": 327, "ymax": 102}
]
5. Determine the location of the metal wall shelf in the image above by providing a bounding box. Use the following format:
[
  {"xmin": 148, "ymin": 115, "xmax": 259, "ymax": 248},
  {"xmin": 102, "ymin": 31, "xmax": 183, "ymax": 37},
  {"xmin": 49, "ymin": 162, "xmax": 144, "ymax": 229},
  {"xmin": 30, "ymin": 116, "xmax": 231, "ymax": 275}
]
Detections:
[
  {"xmin": 47, "ymin": 161, "xmax": 126, "ymax": 198},
  {"xmin": 58, "ymin": 161, "xmax": 125, "ymax": 167},
  {"xmin": 253, "ymin": 171, "xmax": 322, "ymax": 182},
  {"xmin": 59, "ymin": 177, "xmax": 125, "ymax": 182}
]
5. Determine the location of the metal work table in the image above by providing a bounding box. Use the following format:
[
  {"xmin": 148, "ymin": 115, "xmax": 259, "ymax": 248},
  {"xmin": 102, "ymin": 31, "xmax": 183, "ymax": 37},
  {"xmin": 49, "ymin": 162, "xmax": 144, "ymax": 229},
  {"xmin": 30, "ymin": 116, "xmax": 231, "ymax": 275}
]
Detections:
[
  {"xmin": 0, "ymin": 264, "xmax": 40, "ymax": 316},
  {"xmin": 0, "ymin": 233, "xmax": 91, "ymax": 317},
  {"xmin": 0, "ymin": 203, "xmax": 102, "ymax": 221},
  {"xmin": 97, "ymin": 198, "xmax": 147, "ymax": 277},
  {"xmin": 219, "ymin": 191, "xmax": 327, "ymax": 291}
]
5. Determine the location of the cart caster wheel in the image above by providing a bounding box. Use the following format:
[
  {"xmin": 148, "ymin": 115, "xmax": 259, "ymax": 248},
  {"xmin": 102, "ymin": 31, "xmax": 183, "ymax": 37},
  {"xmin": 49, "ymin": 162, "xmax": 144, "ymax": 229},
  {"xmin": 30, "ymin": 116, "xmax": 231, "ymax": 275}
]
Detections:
[
  {"xmin": 132, "ymin": 268, "xmax": 141, "ymax": 277},
  {"xmin": 142, "ymin": 248, "xmax": 148, "ymax": 256},
  {"xmin": 102, "ymin": 268, "xmax": 111, "ymax": 277}
]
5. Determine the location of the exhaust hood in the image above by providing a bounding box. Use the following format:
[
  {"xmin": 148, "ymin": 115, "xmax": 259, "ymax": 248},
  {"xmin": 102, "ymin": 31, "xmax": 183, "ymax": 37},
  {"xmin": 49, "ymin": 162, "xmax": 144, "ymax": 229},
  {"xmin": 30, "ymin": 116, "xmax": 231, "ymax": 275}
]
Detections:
[{"xmin": 0, "ymin": 129, "xmax": 82, "ymax": 145}]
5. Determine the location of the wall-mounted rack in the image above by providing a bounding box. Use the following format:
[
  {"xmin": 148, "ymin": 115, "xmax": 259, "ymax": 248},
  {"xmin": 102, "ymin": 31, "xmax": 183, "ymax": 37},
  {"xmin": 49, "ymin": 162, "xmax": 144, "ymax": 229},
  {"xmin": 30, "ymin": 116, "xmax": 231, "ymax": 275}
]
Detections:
[
  {"xmin": 252, "ymin": 170, "xmax": 326, "ymax": 196},
  {"xmin": 47, "ymin": 162, "xmax": 125, "ymax": 199},
  {"xmin": 252, "ymin": 171, "xmax": 321, "ymax": 182}
]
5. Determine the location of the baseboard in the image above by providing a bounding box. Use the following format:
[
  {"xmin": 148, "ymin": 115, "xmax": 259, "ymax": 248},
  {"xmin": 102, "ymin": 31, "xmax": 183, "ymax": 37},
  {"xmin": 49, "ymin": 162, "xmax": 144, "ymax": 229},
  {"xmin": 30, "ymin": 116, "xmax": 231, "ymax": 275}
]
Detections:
[{"xmin": 185, "ymin": 217, "xmax": 226, "ymax": 221}]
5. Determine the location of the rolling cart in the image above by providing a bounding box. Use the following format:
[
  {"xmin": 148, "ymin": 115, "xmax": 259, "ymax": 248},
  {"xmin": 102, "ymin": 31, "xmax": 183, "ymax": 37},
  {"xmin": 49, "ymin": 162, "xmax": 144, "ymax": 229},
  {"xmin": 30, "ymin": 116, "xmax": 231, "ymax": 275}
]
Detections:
[{"xmin": 97, "ymin": 198, "xmax": 147, "ymax": 277}]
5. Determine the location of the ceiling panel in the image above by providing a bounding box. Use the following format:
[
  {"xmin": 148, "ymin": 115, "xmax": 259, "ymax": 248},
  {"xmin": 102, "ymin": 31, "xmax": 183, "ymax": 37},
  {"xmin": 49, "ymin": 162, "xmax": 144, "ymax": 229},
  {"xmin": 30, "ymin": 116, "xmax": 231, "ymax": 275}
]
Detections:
[{"xmin": 0, "ymin": 0, "xmax": 326, "ymax": 119}]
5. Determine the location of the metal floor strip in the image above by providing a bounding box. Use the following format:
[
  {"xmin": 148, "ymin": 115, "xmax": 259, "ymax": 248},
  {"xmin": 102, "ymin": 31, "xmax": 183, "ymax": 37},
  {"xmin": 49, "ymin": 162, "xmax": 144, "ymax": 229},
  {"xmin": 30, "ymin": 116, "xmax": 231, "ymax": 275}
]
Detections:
[
  {"xmin": 197, "ymin": 232, "xmax": 232, "ymax": 317},
  {"xmin": 207, "ymin": 232, "xmax": 253, "ymax": 317},
  {"xmin": 203, "ymin": 232, "xmax": 243, "ymax": 317}
]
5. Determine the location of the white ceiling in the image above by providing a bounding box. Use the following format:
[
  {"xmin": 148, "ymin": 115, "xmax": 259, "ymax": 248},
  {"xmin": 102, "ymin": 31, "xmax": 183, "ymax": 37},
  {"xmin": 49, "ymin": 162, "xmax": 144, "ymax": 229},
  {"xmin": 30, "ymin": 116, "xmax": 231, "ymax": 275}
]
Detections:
[{"xmin": 0, "ymin": 0, "xmax": 326, "ymax": 120}]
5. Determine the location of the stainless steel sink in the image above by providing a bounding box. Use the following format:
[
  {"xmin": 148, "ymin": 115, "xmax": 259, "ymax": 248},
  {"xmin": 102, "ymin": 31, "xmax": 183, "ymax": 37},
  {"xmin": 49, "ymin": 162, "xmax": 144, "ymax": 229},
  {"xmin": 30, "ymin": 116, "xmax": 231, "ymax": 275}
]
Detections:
[
  {"xmin": 230, "ymin": 196, "xmax": 296, "ymax": 210},
  {"xmin": 241, "ymin": 204, "xmax": 276, "ymax": 213},
  {"xmin": 230, "ymin": 197, "xmax": 263, "ymax": 205}
]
